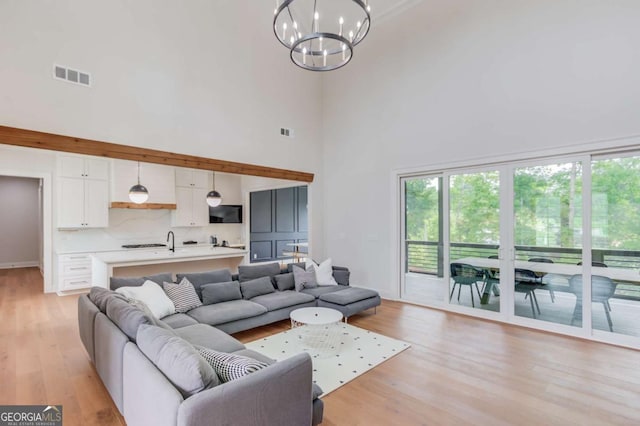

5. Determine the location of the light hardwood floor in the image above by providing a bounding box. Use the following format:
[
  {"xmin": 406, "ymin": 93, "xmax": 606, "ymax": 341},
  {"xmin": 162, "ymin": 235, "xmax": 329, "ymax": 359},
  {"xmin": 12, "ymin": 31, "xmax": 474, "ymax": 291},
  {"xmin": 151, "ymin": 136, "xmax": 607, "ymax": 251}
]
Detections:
[{"xmin": 2, "ymin": 267, "xmax": 640, "ymax": 425}]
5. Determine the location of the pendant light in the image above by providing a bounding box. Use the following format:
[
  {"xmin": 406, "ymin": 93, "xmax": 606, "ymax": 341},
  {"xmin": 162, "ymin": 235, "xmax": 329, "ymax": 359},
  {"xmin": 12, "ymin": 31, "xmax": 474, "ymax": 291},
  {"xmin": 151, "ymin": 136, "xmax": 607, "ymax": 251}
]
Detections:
[
  {"xmin": 206, "ymin": 172, "xmax": 223, "ymax": 207},
  {"xmin": 128, "ymin": 162, "xmax": 149, "ymax": 204}
]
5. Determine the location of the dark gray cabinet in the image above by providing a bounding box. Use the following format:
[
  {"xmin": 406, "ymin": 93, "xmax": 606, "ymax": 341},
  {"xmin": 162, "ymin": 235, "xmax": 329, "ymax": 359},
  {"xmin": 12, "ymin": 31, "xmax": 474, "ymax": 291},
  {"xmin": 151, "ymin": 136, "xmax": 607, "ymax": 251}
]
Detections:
[{"xmin": 250, "ymin": 186, "xmax": 307, "ymax": 263}]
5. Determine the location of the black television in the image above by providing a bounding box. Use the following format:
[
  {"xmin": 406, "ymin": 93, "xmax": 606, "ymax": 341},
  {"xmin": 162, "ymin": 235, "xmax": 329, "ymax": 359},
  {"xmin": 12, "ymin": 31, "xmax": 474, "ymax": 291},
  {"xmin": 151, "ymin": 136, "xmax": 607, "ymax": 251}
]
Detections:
[{"xmin": 209, "ymin": 204, "xmax": 243, "ymax": 224}]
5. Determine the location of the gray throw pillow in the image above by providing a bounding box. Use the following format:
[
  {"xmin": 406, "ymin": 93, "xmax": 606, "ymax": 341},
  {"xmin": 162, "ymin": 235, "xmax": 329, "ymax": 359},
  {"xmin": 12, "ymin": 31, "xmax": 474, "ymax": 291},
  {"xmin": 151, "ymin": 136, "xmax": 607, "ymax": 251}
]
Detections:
[
  {"xmin": 286, "ymin": 262, "xmax": 306, "ymax": 273},
  {"xmin": 292, "ymin": 265, "xmax": 318, "ymax": 292},
  {"xmin": 240, "ymin": 276, "xmax": 276, "ymax": 300},
  {"xmin": 176, "ymin": 269, "xmax": 233, "ymax": 299},
  {"xmin": 145, "ymin": 272, "xmax": 174, "ymax": 285},
  {"xmin": 198, "ymin": 347, "xmax": 268, "ymax": 383},
  {"xmin": 137, "ymin": 324, "xmax": 219, "ymax": 397},
  {"xmin": 109, "ymin": 276, "xmax": 145, "ymax": 291},
  {"xmin": 163, "ymin": 278, "xmax": 203, "ymax": 313},
  {"xmin": 332, "ymin": 270, "xmax": 350, "ymax": 286},
  {"xmin": 105, "ymin": 297, "xmax": 152, "ymax": 341},
  {"xmin": 201, "ymin": 281, "xmax": 242, "ymax": 305},
  {"xmin": 89, "ymin": 286, "xmax": 128, "ymax": 312},
  {"xmin": 274, "ymin": 273, "xmax": 295, "ymax": 291},
  {"xmin": 237, "ymin": 263, "xmax": 281, "ymax": 283}
]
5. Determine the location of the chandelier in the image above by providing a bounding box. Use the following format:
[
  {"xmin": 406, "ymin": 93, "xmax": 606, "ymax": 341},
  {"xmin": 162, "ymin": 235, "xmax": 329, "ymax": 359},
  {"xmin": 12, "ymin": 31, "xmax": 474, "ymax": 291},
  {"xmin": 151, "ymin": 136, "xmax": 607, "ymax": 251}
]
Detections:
[{"xmin": 274, "ymin": 0, "xmax": 372, "ymax": 71}]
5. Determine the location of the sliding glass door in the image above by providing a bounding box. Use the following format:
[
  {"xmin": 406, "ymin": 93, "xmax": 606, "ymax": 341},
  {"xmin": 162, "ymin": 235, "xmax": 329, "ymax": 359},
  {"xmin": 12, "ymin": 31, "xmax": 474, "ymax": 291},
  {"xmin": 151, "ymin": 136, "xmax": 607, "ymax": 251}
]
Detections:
[
  {"xmin": 590, "ymin": 154, "xmax": 640, "ymax": 337},
  {"xmin": 399, "ymin": 151, "xmax": 640, "ymax": 345},
  {"xmin": 448, "ymin": 170, "xmax": 501, "ymax": 312},
  {"xmin": 401, "ymin": 175, "xmax": 444, "ymax": 304},
  {"xmin": 512, "ymin": 161, "xmax": 583, "ymax": 326}
]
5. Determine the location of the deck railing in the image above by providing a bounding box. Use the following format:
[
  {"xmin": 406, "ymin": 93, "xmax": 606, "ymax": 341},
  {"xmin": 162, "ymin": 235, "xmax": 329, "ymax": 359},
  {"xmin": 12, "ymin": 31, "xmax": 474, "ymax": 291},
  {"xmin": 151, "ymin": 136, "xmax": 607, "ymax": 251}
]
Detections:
[{"xmin": 405, "ymin": 240, "xmax": 640, "ymax": 300}]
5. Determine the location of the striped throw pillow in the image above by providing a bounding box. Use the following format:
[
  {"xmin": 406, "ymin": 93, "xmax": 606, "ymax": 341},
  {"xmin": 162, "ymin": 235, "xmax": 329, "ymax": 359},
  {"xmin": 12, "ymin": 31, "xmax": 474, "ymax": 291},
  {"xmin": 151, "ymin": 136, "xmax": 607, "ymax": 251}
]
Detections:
[
  {"xmin": 198, "ymin": 347, "xmax": 268, "ymax": 382},
  {"xmin": 163, "ymin": 278, "xmax": 202, "ymax": 313}
]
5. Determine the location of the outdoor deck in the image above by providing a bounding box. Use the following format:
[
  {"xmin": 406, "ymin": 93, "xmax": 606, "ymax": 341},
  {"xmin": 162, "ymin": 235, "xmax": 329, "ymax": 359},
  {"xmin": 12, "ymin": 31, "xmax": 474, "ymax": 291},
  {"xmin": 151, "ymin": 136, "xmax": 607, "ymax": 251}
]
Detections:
[{"xmin": 405, "ymin": 273, "xmax": 640, "ymax": 337}]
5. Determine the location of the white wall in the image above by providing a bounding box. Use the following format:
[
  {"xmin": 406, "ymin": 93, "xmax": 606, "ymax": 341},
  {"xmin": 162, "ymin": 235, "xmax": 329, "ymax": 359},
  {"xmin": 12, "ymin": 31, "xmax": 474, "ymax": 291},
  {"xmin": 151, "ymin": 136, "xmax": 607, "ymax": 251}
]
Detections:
[
  {"xmin": 322, "ymin": 0, "xmax": 640, "ymax": 297},
  {"xmin": 0, "ymin": 176, "xmax": 40, "ymax": 267},
  {"xmin": 0, "ymin": 0, "xmax": 322, "ymax": 169},
  {"xmin": 0, "ymin": 0, "xmax": 325, "ymax": 258}
]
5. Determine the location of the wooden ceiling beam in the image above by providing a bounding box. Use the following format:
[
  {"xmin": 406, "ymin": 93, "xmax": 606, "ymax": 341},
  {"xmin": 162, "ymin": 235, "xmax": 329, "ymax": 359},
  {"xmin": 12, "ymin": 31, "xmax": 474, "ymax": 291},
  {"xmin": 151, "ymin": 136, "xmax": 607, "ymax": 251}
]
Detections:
[{"xmin": 0, "ymin": 125, "xmax": 314, "ymax": 183}]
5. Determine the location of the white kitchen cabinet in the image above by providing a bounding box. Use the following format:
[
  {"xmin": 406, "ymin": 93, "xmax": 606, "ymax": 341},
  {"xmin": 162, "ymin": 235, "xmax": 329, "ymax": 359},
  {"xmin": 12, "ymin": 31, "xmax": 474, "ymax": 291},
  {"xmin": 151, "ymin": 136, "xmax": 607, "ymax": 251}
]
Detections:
[
  {"xmin": 58, "ymin": 253, "xmax": 93, "ymax": 291},
  {"xmin": 57, "ymin": 154, "xmax": 109, "ymax": 228},
  {"xmin": 58, "ymin": 177, "xmax": 109, "ymax": 228},
  {"xmin": 175, "ymin": 168, "xmax": 210, "ymax": 189},
  {"xmin": 59, "ymin": 155, "xmax": 109, "ymax": 179},
  {"xmin": 172, "ymin": 186, "xmax": 209, "ymax": 226},
  {"xmin": 110, "ymin": 160, "xmax": 176, "ymax": 204}
]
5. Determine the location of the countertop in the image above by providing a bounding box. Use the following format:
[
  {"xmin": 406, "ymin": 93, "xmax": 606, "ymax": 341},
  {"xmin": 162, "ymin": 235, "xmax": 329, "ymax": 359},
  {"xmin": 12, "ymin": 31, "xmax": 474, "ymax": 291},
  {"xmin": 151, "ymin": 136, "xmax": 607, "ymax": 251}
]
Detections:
[
  {"xmin": 58, "ymin": 243, "xmax": 244, "ymax": 255},
  {"xmin": 91, "ymin": 245, "xmax": 248, "ymax": 265}
]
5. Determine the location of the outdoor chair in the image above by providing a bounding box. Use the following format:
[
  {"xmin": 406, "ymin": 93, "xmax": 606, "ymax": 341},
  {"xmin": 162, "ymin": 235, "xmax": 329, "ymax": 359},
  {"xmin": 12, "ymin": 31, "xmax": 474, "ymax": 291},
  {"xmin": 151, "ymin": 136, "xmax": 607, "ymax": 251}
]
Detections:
[
  {"xmin": 514, "ymin": 268, "xmax": 542, "ymax": 318},
  {"xmin": 577, "ymin": 261, "xmax": 608, "ymax": 267},
  {"xmin": 528, "ymin": 257, "xmax": 556, "ymax": 302},
  {"xmin": 450, "ymin": 263, "xmax": 484, "ymax": 308},
  {"xmin": 576, "ymin": 262, "xmax": 612, "ymax": 310},
  {"xmin": 568, "ymin": 274, "xmax": 617, "ymax": 332}
]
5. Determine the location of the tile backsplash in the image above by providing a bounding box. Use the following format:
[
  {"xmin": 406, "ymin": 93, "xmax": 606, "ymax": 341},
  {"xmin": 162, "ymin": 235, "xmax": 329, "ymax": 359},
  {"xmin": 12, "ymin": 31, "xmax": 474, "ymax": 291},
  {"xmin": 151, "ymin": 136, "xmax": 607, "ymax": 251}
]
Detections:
[{"xmin": 56, "ymin": 208, "xmax": 244, "ymax": 253}]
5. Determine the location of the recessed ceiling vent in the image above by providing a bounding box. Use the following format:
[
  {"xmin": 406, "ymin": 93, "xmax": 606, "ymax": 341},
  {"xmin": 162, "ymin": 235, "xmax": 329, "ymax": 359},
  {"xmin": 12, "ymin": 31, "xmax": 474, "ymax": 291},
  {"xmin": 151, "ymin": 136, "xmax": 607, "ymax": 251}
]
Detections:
[
  {"xmin": 53, "ymin": 64, "xmax": 91, "ymax": 87},
  {"xmin": 280, "ymin": 127, "xmax": 294, "ymax": 138}
]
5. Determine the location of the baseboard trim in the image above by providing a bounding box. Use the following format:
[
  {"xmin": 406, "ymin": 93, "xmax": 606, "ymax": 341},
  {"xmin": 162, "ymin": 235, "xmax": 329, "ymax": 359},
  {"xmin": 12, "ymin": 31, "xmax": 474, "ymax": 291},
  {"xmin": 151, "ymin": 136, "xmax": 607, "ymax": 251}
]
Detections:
[{"xmin": 0, "ymin": 261, "xmax": 40, "ymax": 269}]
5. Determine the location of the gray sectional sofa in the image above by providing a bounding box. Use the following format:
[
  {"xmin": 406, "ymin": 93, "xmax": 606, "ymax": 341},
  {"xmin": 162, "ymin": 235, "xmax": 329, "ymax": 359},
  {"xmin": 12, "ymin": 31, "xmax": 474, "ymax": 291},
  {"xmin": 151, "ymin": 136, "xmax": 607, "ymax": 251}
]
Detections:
[{"xmin": 78, "ymin": 262, "xmax": 381, "ymax": 426}]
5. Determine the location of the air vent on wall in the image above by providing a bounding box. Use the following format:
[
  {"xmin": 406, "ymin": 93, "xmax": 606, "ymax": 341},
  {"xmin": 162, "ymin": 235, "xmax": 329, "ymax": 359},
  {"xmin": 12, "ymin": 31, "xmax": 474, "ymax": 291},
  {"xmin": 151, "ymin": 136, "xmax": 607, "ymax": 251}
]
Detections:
[
  {"xmin": 280, "ymin": 127, "xmax": 294, "ymax": 138},
  {"xmin": 53, "ymin": 64, "xmax": 91, "ymax": 87}
]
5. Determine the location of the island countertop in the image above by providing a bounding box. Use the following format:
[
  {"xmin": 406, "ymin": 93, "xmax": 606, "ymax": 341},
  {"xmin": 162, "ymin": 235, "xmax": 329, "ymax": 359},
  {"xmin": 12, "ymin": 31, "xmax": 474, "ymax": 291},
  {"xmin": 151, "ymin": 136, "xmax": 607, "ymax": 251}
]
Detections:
[
  {"xmin": 92, "ymin": 246, "xmax": 247, "ymax": 265},
  {"xmin": 91, "ymin": 246, "xmax": 248, "ymax": 288}
]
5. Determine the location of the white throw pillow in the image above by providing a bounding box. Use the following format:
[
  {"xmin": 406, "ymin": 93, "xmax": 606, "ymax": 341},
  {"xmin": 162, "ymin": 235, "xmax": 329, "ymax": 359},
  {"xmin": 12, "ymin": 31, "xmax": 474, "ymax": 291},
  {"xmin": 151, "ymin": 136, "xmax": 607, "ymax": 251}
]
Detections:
[
  {"xmin": 312, "ymin": 258, "xmax": 339, "ymax": 286},
  {"xmin": 116, "ymin": 280, "xmax": 176, "ymax": 319}
]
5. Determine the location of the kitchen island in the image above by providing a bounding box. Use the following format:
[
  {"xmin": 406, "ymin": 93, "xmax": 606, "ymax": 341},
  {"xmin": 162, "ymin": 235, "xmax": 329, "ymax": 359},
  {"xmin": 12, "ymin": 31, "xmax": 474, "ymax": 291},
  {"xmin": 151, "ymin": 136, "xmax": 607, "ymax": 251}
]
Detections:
[{"xmin": 91, "ymin": 246, "xmax": 248, "ymax": 288}]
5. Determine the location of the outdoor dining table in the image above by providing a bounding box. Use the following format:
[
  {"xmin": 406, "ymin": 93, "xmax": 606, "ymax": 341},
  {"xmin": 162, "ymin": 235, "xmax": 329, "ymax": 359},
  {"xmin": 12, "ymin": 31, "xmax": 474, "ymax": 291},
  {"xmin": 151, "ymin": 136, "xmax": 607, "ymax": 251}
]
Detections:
[{"xmin": 453, "ymin": 257, "xmax": 640, "ymax": 304}]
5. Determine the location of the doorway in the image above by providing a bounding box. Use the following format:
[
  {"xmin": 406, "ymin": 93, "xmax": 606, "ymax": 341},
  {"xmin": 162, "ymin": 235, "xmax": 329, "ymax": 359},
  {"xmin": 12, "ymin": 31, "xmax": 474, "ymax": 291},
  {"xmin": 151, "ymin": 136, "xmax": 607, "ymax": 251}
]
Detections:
[
  {"xmin": 0, "ymin": 172, "xmax": 52, "ymax": 292},
  {"xmin": 0, "ymin": 176, "xmax": 41, "ymax": 269}
]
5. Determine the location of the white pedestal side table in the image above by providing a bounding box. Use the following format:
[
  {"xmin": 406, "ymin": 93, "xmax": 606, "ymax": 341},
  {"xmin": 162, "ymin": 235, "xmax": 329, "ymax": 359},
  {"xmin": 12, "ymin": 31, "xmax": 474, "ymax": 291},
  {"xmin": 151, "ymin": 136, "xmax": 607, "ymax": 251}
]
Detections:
[{"xmin": 290, "ymin": 307, "xmax": 344, "ymax": 358}]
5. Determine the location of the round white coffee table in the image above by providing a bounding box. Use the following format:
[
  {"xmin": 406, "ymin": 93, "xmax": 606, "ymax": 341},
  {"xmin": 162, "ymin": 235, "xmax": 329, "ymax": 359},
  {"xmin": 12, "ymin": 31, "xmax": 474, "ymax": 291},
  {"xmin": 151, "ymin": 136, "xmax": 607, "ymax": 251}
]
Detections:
[{"xmin": 290, "ymin": 307, "xmax": 344, "ymax": 358}]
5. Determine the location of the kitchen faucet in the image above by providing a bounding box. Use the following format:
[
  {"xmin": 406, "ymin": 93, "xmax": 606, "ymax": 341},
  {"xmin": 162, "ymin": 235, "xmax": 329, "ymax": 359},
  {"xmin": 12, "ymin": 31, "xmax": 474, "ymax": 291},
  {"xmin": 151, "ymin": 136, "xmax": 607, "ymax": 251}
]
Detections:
[{"xmin": 167, "ymin": 231, "xmax": 175, "ymax": 252}]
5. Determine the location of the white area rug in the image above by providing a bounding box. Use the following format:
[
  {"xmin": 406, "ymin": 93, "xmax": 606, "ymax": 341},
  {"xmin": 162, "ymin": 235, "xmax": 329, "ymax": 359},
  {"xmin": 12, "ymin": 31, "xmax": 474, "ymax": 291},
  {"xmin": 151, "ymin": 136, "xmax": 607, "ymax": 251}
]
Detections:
[{"xmin": 245, "ymin": 323, "xmax": 411, "ymax": 397}]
